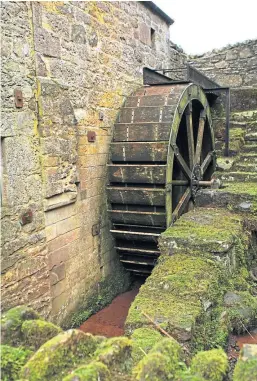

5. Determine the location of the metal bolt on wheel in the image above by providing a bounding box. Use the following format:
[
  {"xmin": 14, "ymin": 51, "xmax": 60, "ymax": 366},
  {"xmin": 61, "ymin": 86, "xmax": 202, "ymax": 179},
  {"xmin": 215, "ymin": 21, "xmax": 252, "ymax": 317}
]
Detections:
[{"xmin": 107, "ymin": 84, "xmax": 216, "ymax": 275}]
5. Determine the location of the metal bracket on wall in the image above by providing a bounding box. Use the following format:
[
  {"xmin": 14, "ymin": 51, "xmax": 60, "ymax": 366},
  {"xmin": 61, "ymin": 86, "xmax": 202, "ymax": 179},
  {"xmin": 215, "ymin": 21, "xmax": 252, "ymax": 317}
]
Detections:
[
  {"xmin": 14, "ymin": 89, "xmax": 23, "ymax": 108},
  {"xmin": 92, "ymin": 223, "xmax": 100, "ymax": 236}
]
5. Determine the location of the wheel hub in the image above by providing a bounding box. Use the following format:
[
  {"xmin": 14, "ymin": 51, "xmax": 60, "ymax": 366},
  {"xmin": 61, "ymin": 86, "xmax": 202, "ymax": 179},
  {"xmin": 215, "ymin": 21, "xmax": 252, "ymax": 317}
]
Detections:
[{"xmin": 191, "ymin": 164, "xmax": 203, "ymax": 200}]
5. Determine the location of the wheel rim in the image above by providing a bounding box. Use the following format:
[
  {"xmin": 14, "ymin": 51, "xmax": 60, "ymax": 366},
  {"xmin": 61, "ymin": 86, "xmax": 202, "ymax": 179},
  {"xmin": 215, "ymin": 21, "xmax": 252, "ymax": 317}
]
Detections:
[{"xmin": 166, "ymin": 84, "xmax": 215, "ymax": 226}]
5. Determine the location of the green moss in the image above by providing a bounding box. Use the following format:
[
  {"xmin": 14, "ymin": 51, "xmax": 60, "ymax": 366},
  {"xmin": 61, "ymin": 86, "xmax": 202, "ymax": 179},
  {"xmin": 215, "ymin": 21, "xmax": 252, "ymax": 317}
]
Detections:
[
  {"xmin": 21, "ymin": 319, "xmax": 62, "ymax": 350},
  {"xmin": 62, "ymin": 361, "xmax": 110, "ymax": 381},
  {"xmin": 64, "ymin": 263, "xmax": 131, "ymax": 329},
  {"xmin": 161, "ymin": 208, "xmax": 243, "ymax": 253},
  {"xmin": 218, "ymin": 182, "xmax": 257, "ymax": 197},
  {"xmin": 1, "ymin": 306, "xmax": 41, "ymax": 346},
  {"xmin": 178, "ymin": 371, "xmax": 206, "ymax": 381},
  {"xmin": 131, "ymin": 328, "xmax": 162, "ymax": 364},
  {"xmin": 233, "ymin": 358, "xmax": 257, "ymax": 381},
  {"xmin": 233, "ymin": 345, "xmax": 257, "ymax": 381},
  {"xmin": 1, "ymin": 345, "xmax": 33, "ymax": 381},
  {"xmin": 94, "ymin": 337, "xmax": 132, "ymax": 373},
  {"xmin": 133, "ymin": 352, "xmax": 178, "ymax": 381},
  {"xmin": 133, "ymin": 337, "xmax": 186, "ymax": 380},
  {"xmin": 190, "ymin": 348, "xmax": 228, "ymax": 381},
  {"xmin": 21, "ymin": 329, "xmax": 98, "ymax": 381},
  {"xmin": 225, "ymin": 291, "xmax": 257, "ymax": 333},
  {"xmin": 126, "ymin": 253, "xmax": 225, "ymax": 343}
]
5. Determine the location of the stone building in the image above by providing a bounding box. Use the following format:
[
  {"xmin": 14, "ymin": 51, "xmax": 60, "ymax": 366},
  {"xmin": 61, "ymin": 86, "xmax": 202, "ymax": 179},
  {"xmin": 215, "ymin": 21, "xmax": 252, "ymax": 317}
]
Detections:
[
  {"xmin": 1, "ymin": 1, "xmax": 257, "ymax": 327},
  {"xmin": 1, "ymin": 1, "xmax": 186, "ymax": 324}
]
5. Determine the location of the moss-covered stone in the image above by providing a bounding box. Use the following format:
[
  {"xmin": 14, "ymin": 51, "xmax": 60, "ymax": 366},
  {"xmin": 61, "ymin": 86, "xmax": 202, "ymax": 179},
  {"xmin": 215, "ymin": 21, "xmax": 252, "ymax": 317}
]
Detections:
[
  {"xmin": 94, "ymin": 336, "xmax": 132, "ymax": 373},
  {"xmin": 233, "ymin": 344, "xmax": 257, "ymax": 381},
  {"xmin": 1, "ymin": 345, "xmax": 33, "ymax": 381},
  {"xmin": 21, "ymin": 329, "xmax": 98, "ymax": 381},
  {"xmin": 131, "ymin": 328, "xmax": 162, "ymax": 364},
  {"xmin": 190, "ymin": 348, "xmax": 228, "ymax": 381},
  {"xmin": 133, "ymin": 338, "xmax": 185, "ymax": 380},
  {"xmin": 126, "ymin": 252, "xmax": 225, "ymax": 344},
  {"xmin": 62, "ymin": 361, "xmax": 110, "ymax": 381},
  {"xmin": 1, "ymin": 306, "xmax": 41, "ymax": 347},
  {"xmin": 21, "ymin": 319, "xmax": 62, "ymax": 350},
  {"xmin": 133, "ymin": 352, "xmax": 178, "ymax": 381},
  {"xmin": 224, "ymin": 291, "xmax": 257, "ymax": 333},
  {"xmin": 160, "ymin": 208, "xmax": 243, "ymax": 254},
  {"xmin": 178, "ymin": 373, "xmax": 206, "ymax": 381}
]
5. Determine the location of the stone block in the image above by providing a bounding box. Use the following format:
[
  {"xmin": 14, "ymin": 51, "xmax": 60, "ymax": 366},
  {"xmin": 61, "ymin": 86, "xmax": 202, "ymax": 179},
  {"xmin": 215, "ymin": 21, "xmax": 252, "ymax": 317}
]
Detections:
[
  {"xmin": 48, "ymin": 237, "xmax": 80, "ymax": 269},
  {"xmin": 71, "ymin": 24, "xmax": 86, "ymax": 44},
  {"xmin": 45, "ymin": 224, "xmax": 57, "ymax": 242},
  {"xmin": 48, "ymin": 228, "xmax": 80, "ymax": 253},
  {"xmin": 51, "ymin": 278, "xmax": 67, "ymax": 298},
  {"xmin": 34, "ymin": 27, "xmax": 60, "ymax": 58},
  {"xmin": 139, "ymin": 22, "xmax": 151, "ymax": 46},
  {"xmin": 56, "ymin": 215, "xmax": 80, "ymax": 236},
  {"xmin": 45, "ymin": 203, "xmax": 77, "ymax": 226}
]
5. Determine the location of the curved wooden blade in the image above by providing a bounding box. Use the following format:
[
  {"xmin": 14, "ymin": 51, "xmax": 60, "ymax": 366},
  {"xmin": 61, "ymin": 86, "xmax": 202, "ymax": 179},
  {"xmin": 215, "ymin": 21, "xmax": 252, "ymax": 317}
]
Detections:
[
  {"xmin": 185, "ymin": 103, "xmax": 194, "ymax": 170},
  {"xmin": 171, "ymin": 143, "xmax": 191, "ymax": 180},
  {"xmin": 194, "ymin": 110, "xmax": 206, "ymax": 165},
  {"xmin": 172, "ymin": 187, "xmax": 191, "ymax": 224},
  {"xmin": 201, "ymin": 151, "xmax": 214, "ymax": 174}
]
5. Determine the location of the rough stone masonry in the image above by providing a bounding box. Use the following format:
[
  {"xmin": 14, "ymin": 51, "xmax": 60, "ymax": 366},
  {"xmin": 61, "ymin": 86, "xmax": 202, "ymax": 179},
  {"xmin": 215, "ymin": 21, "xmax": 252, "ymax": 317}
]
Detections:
[
  {"xmin": 1, "ymin": 1, "xmax": 186, "ymax": 324},
  {"xmin": 1, "ymin": 1, "xmax": 256, "ymax": 325}
]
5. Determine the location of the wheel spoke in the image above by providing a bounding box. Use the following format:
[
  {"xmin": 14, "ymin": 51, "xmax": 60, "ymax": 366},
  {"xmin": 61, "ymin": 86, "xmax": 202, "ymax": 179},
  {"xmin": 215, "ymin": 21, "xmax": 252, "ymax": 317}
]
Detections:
[
  {"xmin": 172, "ymin": 187, "xmax": 191, "ymax": 224},
  {"xmin": 194, "ymin": 110, "xmax": 206, "ymax": 165},
  {"xmin": 201, "ymin": 151, "xmax": 214, "ymax": 174},
  {"xmin": 185, "ymin": 103, "xmax": 194, "ymax": 170},
  {"xmin": 171, "ymin": 143, "xmax": 191, "ymax": 180}
]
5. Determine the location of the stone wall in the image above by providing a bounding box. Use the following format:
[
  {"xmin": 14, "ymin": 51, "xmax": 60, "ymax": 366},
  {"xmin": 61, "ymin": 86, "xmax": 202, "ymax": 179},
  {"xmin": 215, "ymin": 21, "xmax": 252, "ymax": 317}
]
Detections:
[
  {"xmin": 1, "ymin": 2, "xmax": 51, "ymax": 317},
  {"xmin": 1, "ymin": 1, "xmax": 186, "ymax": 324},
  {"xmin": 188, "ymin": 39, "xmax": 257, "ymax": 88}
]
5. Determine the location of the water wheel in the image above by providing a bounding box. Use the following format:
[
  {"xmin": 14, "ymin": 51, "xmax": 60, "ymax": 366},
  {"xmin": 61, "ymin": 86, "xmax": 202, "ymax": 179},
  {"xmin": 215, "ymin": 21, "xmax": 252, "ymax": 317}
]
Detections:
[{"xmin": 107, "ymin": 83, "xmax": 216, "ymax": 275}]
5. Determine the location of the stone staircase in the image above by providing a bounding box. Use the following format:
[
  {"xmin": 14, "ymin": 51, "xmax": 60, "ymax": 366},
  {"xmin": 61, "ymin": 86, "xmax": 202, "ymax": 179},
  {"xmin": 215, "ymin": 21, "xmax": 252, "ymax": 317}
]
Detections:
[{"xmin": 196, "ymin": 88, "xmax": 257, "ymax": 217}]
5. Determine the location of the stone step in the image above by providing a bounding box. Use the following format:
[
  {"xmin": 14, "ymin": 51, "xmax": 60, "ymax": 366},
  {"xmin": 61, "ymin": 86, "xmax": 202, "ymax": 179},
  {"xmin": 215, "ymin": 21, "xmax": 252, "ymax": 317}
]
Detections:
[
  {"xmin": 195, "ymin": 182, "xmax": 257, "ymax": 215},
  {"xmin": 231, "ymin": 110, "xmax": 257, "ymax": 124},
  {"xmin": 215, "ymin": 171, "xmax": 257, "ymax": 183},
  {"xmin": 232, "ymin": 162, "xmax": 257, "ymax": 172},
  {"xmin": 245, "ymin": 132, "xmax": 257, "ymax": 141},
  {"xmin": 241, "ymin": 144, "xmax": 257, "ymax": 153},
  {"xmin": 239, "ymin": 154, "xmax": 257, "ymax": 165}
]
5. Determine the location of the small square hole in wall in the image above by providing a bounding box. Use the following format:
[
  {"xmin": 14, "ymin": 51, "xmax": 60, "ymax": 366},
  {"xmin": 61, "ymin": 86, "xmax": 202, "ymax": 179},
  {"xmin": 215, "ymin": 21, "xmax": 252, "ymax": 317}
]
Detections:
[{"xmin": 151, "ymin": 28, "xmax": 156, "ymax": 48}]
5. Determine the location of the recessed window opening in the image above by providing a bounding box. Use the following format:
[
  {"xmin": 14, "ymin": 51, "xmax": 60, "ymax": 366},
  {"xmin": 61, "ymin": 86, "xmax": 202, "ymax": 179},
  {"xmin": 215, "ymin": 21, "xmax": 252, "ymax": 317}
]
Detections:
[{"xmin": 151, "ymin": 28, "xmax": 156, "ymax": 48}]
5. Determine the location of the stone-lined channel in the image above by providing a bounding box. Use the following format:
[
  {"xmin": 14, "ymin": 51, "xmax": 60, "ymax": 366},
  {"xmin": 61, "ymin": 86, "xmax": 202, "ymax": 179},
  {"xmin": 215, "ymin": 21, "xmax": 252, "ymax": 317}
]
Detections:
[{"xmin": 79, "ymin": 281, "xmax": 142, "ymax": 337}]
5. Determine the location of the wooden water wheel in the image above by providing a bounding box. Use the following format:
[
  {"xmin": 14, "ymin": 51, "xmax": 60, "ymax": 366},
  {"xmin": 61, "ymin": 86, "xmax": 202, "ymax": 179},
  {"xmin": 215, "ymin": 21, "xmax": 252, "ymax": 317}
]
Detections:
[{"xmin": 107, "ymin": 83, "xmax": 216, "ymax": 275}]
